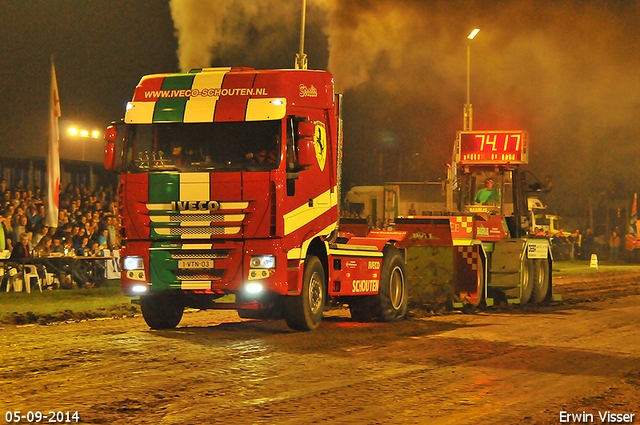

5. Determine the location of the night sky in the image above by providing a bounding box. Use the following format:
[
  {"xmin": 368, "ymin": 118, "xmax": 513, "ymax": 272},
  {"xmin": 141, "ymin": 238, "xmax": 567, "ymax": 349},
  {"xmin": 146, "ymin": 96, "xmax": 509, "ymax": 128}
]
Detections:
[
  {"xmin": 2, "ymin": 0, "xmax": 640, "ymax": 230},
  {"xmin": 0, "ymin": 1, "xmax": 178, "ymax": 162}
]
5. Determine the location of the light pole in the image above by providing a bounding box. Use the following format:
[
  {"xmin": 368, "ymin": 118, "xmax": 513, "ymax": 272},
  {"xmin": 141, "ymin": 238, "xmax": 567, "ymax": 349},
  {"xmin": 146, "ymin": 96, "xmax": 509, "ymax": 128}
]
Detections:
[
  {"xmin": 295, "ymin": 0, "xmax": 308, "ymax": 70},
  {"xmin": 464, "ymin": 28, "xmax": 480, "ymax": 131},
  {"xmin": 68, "ymin": 127, "xmax": 100, "ymax": 161}
]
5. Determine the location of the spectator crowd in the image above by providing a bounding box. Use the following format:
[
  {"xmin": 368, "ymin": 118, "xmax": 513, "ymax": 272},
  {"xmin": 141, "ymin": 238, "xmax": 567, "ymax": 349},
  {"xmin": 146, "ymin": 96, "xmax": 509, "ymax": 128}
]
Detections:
[{"xmin": 0, "ymin": 180, "xmax": 120, "ymax": 259}]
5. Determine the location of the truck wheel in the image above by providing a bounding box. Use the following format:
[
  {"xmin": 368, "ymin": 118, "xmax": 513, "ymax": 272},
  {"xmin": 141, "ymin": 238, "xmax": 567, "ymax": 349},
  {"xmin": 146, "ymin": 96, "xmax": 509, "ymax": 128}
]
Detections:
[
  {"xmin": 374, "ymin": 247, "xmax": 408, "ymax": 322},
  {"xmin": 285, "ymin": 256, "xmax": 325, "ymax": 331},
  {"xmin": 520, "ymin": 259, "xmax": 534, "ymax": 304},
  {"xmin": 532, "ymin": 259, "xmax": 550, "ymax": 303},
  {"xmin": 140, "ymin": 294, "xmax": 184, "ymax": 329}
]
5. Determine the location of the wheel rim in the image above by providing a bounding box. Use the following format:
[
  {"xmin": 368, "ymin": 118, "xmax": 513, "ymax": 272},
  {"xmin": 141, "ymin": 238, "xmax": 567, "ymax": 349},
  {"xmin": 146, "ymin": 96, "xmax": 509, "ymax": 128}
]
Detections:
[
  {"xmin": 389, "ymin": 266, "xmax": 405, "ymax": 310},
  {"xmin": 308, "ymin": 271, "xmax": 324, "ymax": 315}
]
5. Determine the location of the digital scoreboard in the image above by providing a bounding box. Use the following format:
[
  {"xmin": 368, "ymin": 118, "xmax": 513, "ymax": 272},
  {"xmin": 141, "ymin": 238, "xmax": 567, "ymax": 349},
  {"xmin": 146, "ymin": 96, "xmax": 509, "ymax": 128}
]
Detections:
[{"xmin": 456, "ymin": 131, "xmax": 528, "ymax": 165}]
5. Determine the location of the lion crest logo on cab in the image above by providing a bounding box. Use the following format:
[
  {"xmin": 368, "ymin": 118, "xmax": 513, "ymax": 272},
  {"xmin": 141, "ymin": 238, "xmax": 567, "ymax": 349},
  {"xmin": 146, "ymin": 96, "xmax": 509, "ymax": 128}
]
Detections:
[{"xmin": 314, "ymin": 122, "xmax": 327, "ymax": 171}]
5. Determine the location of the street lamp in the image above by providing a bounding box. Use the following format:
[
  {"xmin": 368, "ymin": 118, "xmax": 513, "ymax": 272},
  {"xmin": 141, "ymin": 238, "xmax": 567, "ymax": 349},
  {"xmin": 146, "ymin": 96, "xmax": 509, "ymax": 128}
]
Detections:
[
  {"xmin": 68, "ymin": 126, "xmax": 100, "ymax": 161},
  {"xmin": 464, "ymin": 28, "xmax": 480, "ymax": 131}
]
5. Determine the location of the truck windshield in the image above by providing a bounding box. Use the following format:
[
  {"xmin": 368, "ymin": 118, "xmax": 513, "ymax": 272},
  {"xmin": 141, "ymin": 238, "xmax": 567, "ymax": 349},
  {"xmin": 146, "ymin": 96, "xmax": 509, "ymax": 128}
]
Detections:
[{"xmin": 123, "ymin": 120, "xmax": 281, "ymax": 172}]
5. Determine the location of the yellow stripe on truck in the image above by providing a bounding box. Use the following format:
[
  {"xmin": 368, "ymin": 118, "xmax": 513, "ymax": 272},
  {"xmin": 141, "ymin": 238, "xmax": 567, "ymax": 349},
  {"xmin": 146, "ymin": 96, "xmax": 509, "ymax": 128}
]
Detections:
[
  {"xmin": 283, "ymin": 188, "xmax": 337, "ymax": 236},
  {"xmin": 183, "ymin": 71, "xmax": 228, "ymax": 123},
  {"xmin": 286, "ymin": 222, "xmax": 338, "ymax": 261},
  {"xmin": 179, "ymin": 173, "xmax": 210, "ymax": 200},
  {"xmin": 125, "ymin": 101, "xmax": 156, "ymax": 124}
]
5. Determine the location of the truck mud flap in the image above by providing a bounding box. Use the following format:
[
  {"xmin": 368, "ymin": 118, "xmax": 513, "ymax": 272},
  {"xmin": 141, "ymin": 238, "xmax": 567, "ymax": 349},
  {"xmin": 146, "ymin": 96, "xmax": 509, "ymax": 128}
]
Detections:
[{"xmin": 405, "ymin": 246, "xmax": 454, "ymax": 309}]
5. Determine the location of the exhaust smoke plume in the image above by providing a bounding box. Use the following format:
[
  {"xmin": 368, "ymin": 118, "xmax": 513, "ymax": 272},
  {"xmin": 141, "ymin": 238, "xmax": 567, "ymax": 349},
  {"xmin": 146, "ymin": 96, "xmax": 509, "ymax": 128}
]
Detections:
[
  {"xmin": 170, "ymin": 0, "xmax": 640, "ymax": 228},
  {"xmin": 170, "ymin": 0, "xmax": 305, "ymax": 72}
]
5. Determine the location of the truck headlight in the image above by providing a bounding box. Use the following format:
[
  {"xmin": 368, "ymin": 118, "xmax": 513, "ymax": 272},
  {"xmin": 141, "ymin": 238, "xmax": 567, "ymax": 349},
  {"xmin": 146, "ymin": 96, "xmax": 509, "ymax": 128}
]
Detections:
[
  {"xmin": 250, "ymin": 255, "xmax": 276, "ymax": 269},
  {"xmin": 245, "ymin": 282, "xmax": 264, "ymax": 294},
  {"xmin": 124, "ymin": 256, "xmax": 144, "ymax": 271},
  {"xmin": 131, "ymin": 284, "xmax": 148, "ymax": 293}
]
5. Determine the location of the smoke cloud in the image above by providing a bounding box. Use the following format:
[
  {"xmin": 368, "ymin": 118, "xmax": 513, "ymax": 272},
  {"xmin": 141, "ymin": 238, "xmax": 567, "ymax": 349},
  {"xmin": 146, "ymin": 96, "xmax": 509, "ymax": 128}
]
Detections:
[
  {"xmin": 169, "ymin": 0, "xmax": 306, "ymax": 71},
  {"xmin": 169, "ymin": 0, "xmax": 640, "ymax": 229}
]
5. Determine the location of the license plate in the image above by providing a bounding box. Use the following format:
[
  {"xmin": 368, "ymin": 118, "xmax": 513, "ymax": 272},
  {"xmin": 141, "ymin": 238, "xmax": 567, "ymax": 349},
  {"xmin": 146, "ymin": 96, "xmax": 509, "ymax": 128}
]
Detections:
[{"xmin": 178, "ymin": 259, "xmax": 214, "ymax": 269}]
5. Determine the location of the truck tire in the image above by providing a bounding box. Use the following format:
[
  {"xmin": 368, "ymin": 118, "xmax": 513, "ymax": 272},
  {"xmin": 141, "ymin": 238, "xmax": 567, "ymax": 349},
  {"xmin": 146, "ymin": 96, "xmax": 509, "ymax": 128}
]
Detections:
[
  {"xmin": 285, "ymin": 256, "xmax": 325, "ymax": 331},
  {"xmin": 532, "ymin": 258, "xmax": 550, "ymax": 303},
  {"xmin": 520, "ymin": 259, "xmax": 534, "ymax": 304},
  {"xmin": 373, "ymin": 247, "xmax": 408, "ymax": 322},
  {"xmin": 140, "ymin": 294, "xmax": 184, "ymax": 329}
]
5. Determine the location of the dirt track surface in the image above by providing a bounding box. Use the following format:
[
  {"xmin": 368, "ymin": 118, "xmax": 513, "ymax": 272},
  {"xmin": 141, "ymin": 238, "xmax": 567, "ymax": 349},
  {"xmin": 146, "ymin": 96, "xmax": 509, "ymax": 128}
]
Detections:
[{"xmin": 2, "ymin": 270, "xmax": 640, "ymax": 424}]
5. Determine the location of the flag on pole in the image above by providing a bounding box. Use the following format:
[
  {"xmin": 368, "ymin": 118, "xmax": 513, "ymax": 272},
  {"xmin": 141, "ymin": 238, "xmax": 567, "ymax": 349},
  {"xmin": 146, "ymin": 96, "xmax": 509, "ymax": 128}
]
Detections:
[
  {"xmin": 630, "ymin": 193, "xmax": 637, "ymax": 238},
  {"xmin": 46, "ymin": 60, "xmax": 61, "ymax": 229},
  {"xmin": 626, "ymin": 193, "xmax": 637, "ymax": 250}
]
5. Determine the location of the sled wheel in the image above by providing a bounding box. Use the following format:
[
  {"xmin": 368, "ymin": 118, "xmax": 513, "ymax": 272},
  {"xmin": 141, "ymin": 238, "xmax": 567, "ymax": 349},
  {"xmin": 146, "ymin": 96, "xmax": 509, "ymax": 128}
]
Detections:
[
  {"xmin": 520, "ymin": 259, "xmax": 534, "ymax": 304},
  {"xmin": 465, "ymin": 255, "xmax": 485, "ymax": 307},
  {"xmin": 140, "ymin": 294, "xmax": 184, "ymax": 329},
  {"xmin": 532, "ymin": 258, "xmax": 550, "ymax": 303},
  {"xmin": 285, "ymin": 256, "xmax": 325, "ymax": 331}
]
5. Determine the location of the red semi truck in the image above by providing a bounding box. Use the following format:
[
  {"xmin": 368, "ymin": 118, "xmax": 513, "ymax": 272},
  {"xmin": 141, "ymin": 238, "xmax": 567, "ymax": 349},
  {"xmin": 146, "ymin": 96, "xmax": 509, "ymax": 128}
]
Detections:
[
  {"xmin": 104, "ymin": 67, "xmax": 553, "ymax": 331},
  {"xmin": 104, "ymin": 67, "xmax": 408, "ymax": 330}
]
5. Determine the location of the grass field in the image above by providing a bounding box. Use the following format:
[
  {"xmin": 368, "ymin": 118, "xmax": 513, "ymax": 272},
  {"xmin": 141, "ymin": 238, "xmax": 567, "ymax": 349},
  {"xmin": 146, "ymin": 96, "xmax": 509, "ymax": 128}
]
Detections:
[
  {"xmin": 552, "ymin": 260, "xmax": 640, "ymax": 275},
  {"xmin": 2, "ymin": 260, "xmax": 640, "ymax": 322},
  {"xmin": 0, "ymin": 280, "xmax": 130, "ymax": 318}
]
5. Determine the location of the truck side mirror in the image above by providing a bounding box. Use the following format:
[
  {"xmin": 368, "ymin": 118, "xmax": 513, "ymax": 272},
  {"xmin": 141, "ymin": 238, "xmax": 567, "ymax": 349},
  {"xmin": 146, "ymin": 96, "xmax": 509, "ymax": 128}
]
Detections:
[
  {"xmin": 104, "ymin": 124, "xmax": 118, "ymax": 171},
  {"xmin": 297, "ymin": 121, "xmax": 315, "ymax": 139},
  {"xmin": 296, "ymin": 121, "xmax": 316, "ymax": 169},
  {"xmin": 104, "ymin": 143, "xmax": 116, "ymax": 171},
  {"xmin": 297, "ymin": 138, "xmax": 316, "ymax": 168}
]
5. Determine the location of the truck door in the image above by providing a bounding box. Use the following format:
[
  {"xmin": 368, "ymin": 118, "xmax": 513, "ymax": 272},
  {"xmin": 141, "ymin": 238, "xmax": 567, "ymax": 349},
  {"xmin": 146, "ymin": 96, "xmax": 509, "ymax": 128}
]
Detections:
[{"xmin": 283, "ymin": 114, "xmax": 337, "ymax": 247}]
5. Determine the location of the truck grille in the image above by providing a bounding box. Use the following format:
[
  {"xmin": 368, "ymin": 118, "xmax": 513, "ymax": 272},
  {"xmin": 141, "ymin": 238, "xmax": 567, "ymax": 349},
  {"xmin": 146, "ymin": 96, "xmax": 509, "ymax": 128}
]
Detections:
[
  {"xmin": 171, "ymin": 251, "xmax": 229, "ymax": 259},
  {"xmin": 175, "ymin": 271, "xmax": 223, "ymax": 281},
  {"xmin": 154, "ymin": 245, "xmax": 239, "ymax": 285},
  {"xmin": 169, "ymin": 214, "xmax": 225, "ymax": 222},
  {"xmin": 154, "ymin": 226, "xmax": 241, "ymax": 236},
  {"xmin": 147, "ymin": 205, "xmax": 247, "ymax": 240}
]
